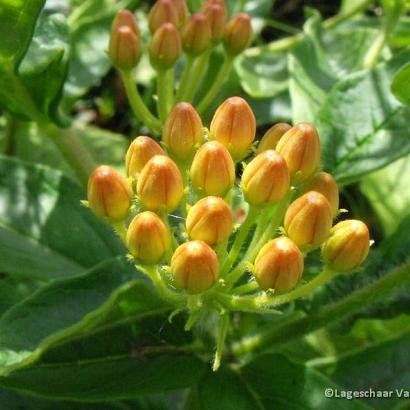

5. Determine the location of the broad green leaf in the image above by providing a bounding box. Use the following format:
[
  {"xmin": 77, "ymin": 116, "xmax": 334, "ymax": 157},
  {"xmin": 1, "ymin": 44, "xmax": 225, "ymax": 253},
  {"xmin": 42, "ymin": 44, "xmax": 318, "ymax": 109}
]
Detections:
[
  {"xmin": 0, "ymin": 156, "xmax": 124, "ymax": 280},
  {"xmin": 318, "ymin": 51, "xmax": 410, "ymax": 183},
  {"xmin": 323, "ymin": 331, "xmax": 410, "ymax": 410},
  {"xmin": 391, "ymin": 63, "xmax": 410, "ymax": 105},
  {"xmin": 361, "ymin": 154, "xmax": 410, "ymax": 235},
  {"xmin": 235, "ymin": 48, "xmax": 288, "ymax": 98},
  {"xmin": 248, "ymin": 92, "xmax": 292, "ymax": 125},
  {"xmin": 0, "ymin": 0, "xmax": 45, "ymax": 66},
  {"xmin": 0, "ymin": 12, "xmax": 70, "ymax": 126},
  {"xmin": 193, "ymin": 354, "xmax": 370, "ymax": 410}
]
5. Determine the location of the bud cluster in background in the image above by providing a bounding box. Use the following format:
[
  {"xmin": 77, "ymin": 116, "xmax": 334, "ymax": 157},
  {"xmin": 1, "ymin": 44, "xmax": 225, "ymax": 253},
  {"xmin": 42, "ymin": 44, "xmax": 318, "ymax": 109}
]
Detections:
[
  {"xmin": 85, "ymin": 90, "xmax": 371, "ymax": 369},
  {"xmin": 108, "ymin": 0, "xmax": 253, "ymax": 134}
]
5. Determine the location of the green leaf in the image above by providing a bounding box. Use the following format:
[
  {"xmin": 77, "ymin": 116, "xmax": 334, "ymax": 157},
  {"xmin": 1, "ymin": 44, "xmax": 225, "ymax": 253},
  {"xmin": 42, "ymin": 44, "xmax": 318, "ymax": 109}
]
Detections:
[
  {"xmin": 0, "ymin": 11, "xmax": 70, "ymax": 126},
  {"xmin": 0, "ymin": 156, "xmax": 124, "ymax": 280},
  {"xmin": 391, "ymin": 63, "xmax": 410, "ymax": 105},
  {"xmin": 0, "ymin": 0, "xmax": 45, "ymax": 66},
  {"xmin": 323, "ymin": 331, "xmax": 410, "ymax": 410},
  {"xmin": 361, "ymin": 154, "xmax": 410, "ymax": 235},
  {"xmin": 193, "ymin": 354, "xmax": 370, "ymax": 409},
  {"xmin": 318, "ymin": 51, "xmax": 410, "ymax": 183}
]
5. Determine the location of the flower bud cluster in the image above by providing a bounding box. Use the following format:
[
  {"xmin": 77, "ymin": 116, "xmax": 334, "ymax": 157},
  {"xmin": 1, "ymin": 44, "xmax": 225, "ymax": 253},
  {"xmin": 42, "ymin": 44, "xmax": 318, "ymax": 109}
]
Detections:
[{"xmin": 86, "ymin": 95, "xmax": 370, "ymax": 308}]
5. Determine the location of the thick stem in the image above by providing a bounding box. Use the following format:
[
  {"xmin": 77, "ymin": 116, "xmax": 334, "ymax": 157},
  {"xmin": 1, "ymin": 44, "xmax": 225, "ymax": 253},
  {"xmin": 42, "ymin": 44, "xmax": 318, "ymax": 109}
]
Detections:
[
  {"xmin": 232, "ymin": 261, "xmax": 410, "ymax": 357},
  {"xmin": 157, "ymin": 68, "xmax": 174, "ymax": 122},
  {"xmin": 121, "ymin": 70, "xmax": 162, "ymax": 134},
  {"xmin": 3, "ymin": 113, "xmax": 18, "ymax": 156},
  {"xmin": 197, "ymin": 55, "xmax": 234, "ymax": 114},
  {"xmin": 213, "ymin": 312, "xmax": 230, "ymax": 371},
  {"xmin": 184, "ymin": 50, "xmax": 211, "ymax": 102},
  {"xmin": 112, "ymin": 221, "xmax": 127, "ymax": 244},
  {"xmin": 176, "ymin": 55, "xmax": 195, "ymax": 102},
  {"xmin": 233, "ymin": 281, "xmax": 260, "ymax": 295},
  {"xmin": 362, "ymin": 31, "xmax": 387, "ymax": 69}
]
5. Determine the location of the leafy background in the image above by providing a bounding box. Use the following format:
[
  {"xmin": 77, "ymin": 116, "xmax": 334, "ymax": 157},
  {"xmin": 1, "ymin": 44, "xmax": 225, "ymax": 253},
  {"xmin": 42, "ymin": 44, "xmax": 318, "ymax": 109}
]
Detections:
[{"xmin": 0, "ymin": 0, "xmax": 409, "ymax": 409}]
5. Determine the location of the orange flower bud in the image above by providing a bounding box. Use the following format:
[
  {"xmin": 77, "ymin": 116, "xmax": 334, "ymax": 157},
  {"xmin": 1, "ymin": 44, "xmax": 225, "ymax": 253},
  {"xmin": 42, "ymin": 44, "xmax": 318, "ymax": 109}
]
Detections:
[
  {"xmin": 148, "ymin": 0, "xmax": 179, "ymax": 33},
  {"xmin": 241, "ymin": 150, "xmax": 290, "ymax": 207},
  {"xmin": 257, "ymin": 123, "xmax": 292, "ymax": 153},
  {"xmin": 322, "ymin": 220, "xmax": 370, "ymax": 272},
  {"xmin": 284, "ymin": 191, "xmax": 333, "ymax": 249},
  {"xmin": 149, "ymin": 23, "xmax": 182, "ymax": 70},
  {"xmin": 111, "ymin": 10, "xmax": 139, "ymax": 34},
  {"xmin": 186, "ymin": 196, "xmax": 233, "ymax": 246},
  {"xmin": 182, "ymin": 13, "xmax": 212, "ymax": 56},
  {"xmin": 209, "ymin": 96, "xmax": 256, "ymax": 160},
  {"xmin": 137, "ymin": 155, "xmax": 184, "ymax": 212},
  {"xmin": 109, "ymin": 26, "xmax": 141, "ymax": 71},
  {"xmin": 302, "ymin": 172, "xmax": 339, "ymax": 217},
  {"xmin": 171, "ymin": 240, "xmax": 219, "ymax": 294},
  {"xmin": 163, "ymin": 103, "xmax": 204, "ymax": 161},
  {"xmin": 202, "ymin": 3, "xmax": 227, "ymax": 43},
  {"xmin": 172, "ymin": 0, "xmax": 189, "ymax": 26},
  {"xmin": 125, "ymin": 136, "xmax": 165, "ymax": 178},
  {"xmin": 126, "ymin": 211, "xmax": 170, "ymax": 264},
  {"xmin": 254, "ymin": 237, "xmax": 304, "ymax": 292},
  {"xmin": 190, "ymin": 141, "xmax": 235, "ymax": 197},
  {"xmin": 276, "ymin": 123, "xmax": 321, "ymax": 183},
  {"xmin": 87, "ymin": 165, "xmax": 132, "ymax": 221},
  {"xmin": 223, "ymin": 13, "xmax": 253, "ymax": 56}
]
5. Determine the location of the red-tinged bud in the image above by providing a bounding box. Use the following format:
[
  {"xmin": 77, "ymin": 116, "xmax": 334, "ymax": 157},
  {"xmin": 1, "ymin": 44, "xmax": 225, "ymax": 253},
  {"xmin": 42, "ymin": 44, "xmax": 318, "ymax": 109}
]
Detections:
[
  {"xmin": 276, "ymin": 123, "xmax": 321, "ymax": 183},
  {"xmin": 87, "ymin": 165, "xmax": 132, "ymax": 221},
  {"xmin": 257, "ymin": 123, "xmax": 292, "ymax": 153},
  {"xmin": 322, "ymin": 220, "xmax": 370, "ymax": 272},
  {"xmin": 148, "ymin": 0, "xmax": 179, "ymax": 33},
  {"xmin": 190, "ymin": 141, "xmax": 235, "ymax": 197},
  {"xmin": 202, "ymin": 3, "xmax": 227, "ymax": 43},
  {"xmin": 163, "ymin": 103, "xmax": 204, "ymax": 161},
  {"xmin": 241, "ymin": 150, "xmax": 290, "ymax": 207},
  {"xmin": 284, "ymin": 191, "xmax": 333, "ymax": 249},
  {"xmin": 209, "ymin": 96, "xmax": 256, "ymax": 160},
  {"xmin": 149, "ymin": 23, "xmax": 182, "ymax": 70},
  {"xmin": 125, "ymin": 136, "xmax": 165, "ymax": 178},
  {"xmin": 171, "ymin": 240, "xmax": 218, "ymax": 294},
  {"xmin": 126, "ymin": 211, "xmax": 171, "ymax": 264},
  {"xmin": 223, "ymin": 13, "xmax": 253, "ymax": 56},
  {"xmin": 112, "ymin": 10, "xmax": 139, "ymax": 34},
  {"xmin": 254, "ymin": 237, "xmax": 304, "ymax": 292},
  {"xmin": 172, "ymin": 0, "xmax": 189, "ymax": 26},
  {"xmin": 109, "ymin": 26, "xmax": 141, "ymax": 71},
  {"xmin": 186, "ymin": 196, "xmax": 233, "ymax": 246},
  {"xmin": 137, "ymin": 155, "xmax": 184, "ymax": 212},
  {"xmin": 182, "ymin": 13, "xmax": 212, "ymax": 56},
  {"xmin": 302, "ymin": 172, "xmax": 339, "ymax": 217}
]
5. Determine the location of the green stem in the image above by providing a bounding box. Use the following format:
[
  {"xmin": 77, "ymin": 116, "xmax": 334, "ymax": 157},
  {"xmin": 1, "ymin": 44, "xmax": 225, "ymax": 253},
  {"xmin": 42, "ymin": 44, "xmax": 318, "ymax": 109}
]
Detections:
[
  {"xmin": 112, "ymin": 221, "xmax": 127, "ymax": 244},
  {"xmin": 197, "ymin": 55, "xmax": 234, "ymax": 114},
  {"xmin": 3, "ymin": 113, "xmax": 18, "ymax": 156},
  {"xmin": 233, "ymin": 281, "xmax": 260, "ymax": 295},
  {"xmin": 213, "ymin": 312, "xmax": 230, "ymax": 371},
  {"xmin": 175, "ymin": 55, "xmax": 195, "ymax": 102},
  {"xmin": 232, "ymin": 261, "xmax": 410, "ymax": 357},
  {"xmin": 120, "ymin": 70, "xmax": 162, "ymax": 134},
  {"xmin": 184, "ymin": 50, "xmax": 211, "ymax": 102},
  {"xmin": 157, "ymin": 68, "xmax": 174, "ymax": 122},
  {"xmin": 221, "ymin": 207, "xmax": 258, "ymax": 277},
  {"xmin": 362, "ymin": 31, "xmax": 387, "ymax": 69},
  {"xmin": 224, "ymin": 263, "xmax": 249, "ymax": 289}
]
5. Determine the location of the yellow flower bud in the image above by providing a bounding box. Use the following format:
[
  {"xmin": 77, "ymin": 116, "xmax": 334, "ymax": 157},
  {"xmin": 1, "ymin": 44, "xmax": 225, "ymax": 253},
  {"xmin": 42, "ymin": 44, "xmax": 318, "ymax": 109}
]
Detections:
[
  {"xmin": 126, "ymin": 211, "xmax": 170, "ymax": 264},
  {"xmin": 322, "ymin": 220, "xmax": 370, "ymax": 272},
  {"xmin": 276, "ymin": 123, "xmax": 321, "ymax": 183},
  {"xmin": 186, "ymin": 196, "xmax": 233, "ymax": 246},
  {"xmin": 202, "ymin": 2, "xmax": 227, "ymax": 43},
  {"xmin": 149, "ymin": 23, "xmax": 182, "ymax": 70},
  {"xmin": 284, "ymin": 191, "xmax": 332, "ymax": 249},
  {"xmin": 125, "ymin": 136, "xmax": 165, "ymax": 178},
  {"xmin": 190, "ymin": 141, "xmax": 235, "ymax": 197},
  {"xmin": 171, "ymin": 240, "xmax": 219, "ymax": 294},
  {"xmin": 109, "ymin": 26, "xmax": 141, "ymax": 71},
  {"xmin": 241, "ymin": 150, "xmax": 290, "ymax": 207},
  {"xmin": 87, "ymin": 165, "xmax": 132, "ymax": 221},
  {"xmin": 163, "ymin": 103, "xmax": 204, "ymax": 161},
  {"xmin": 182, "ymin": 13, "xmax": 212, "ymax": 56},
  {"xmin": 257, "ymin": 123, "xmax": 292, "ymax": 153},
  {"xmin": 223, "ymin": 13, "xmax": 253, "ymax": 56},
  {"xmin": 137, "ymin": 155, "xmax": 184, "ymax": 212},
  {"xmin": 111, "ymin": 10, "xmax": 139, "ymax": 35},
  {"xmin": 209, "ymin": 96, "xmax": 256, "ymax": 160},
  {"xmin": 302, "ymin": 172, "xmax": 339, "ymax": 217},
  {"xmin": 148, "ymin": 0, "xmax": 179, "ymax": 33},
  {"xmin": 254, "ymin": 237, "xmax": 304, "ymax": 292}
]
